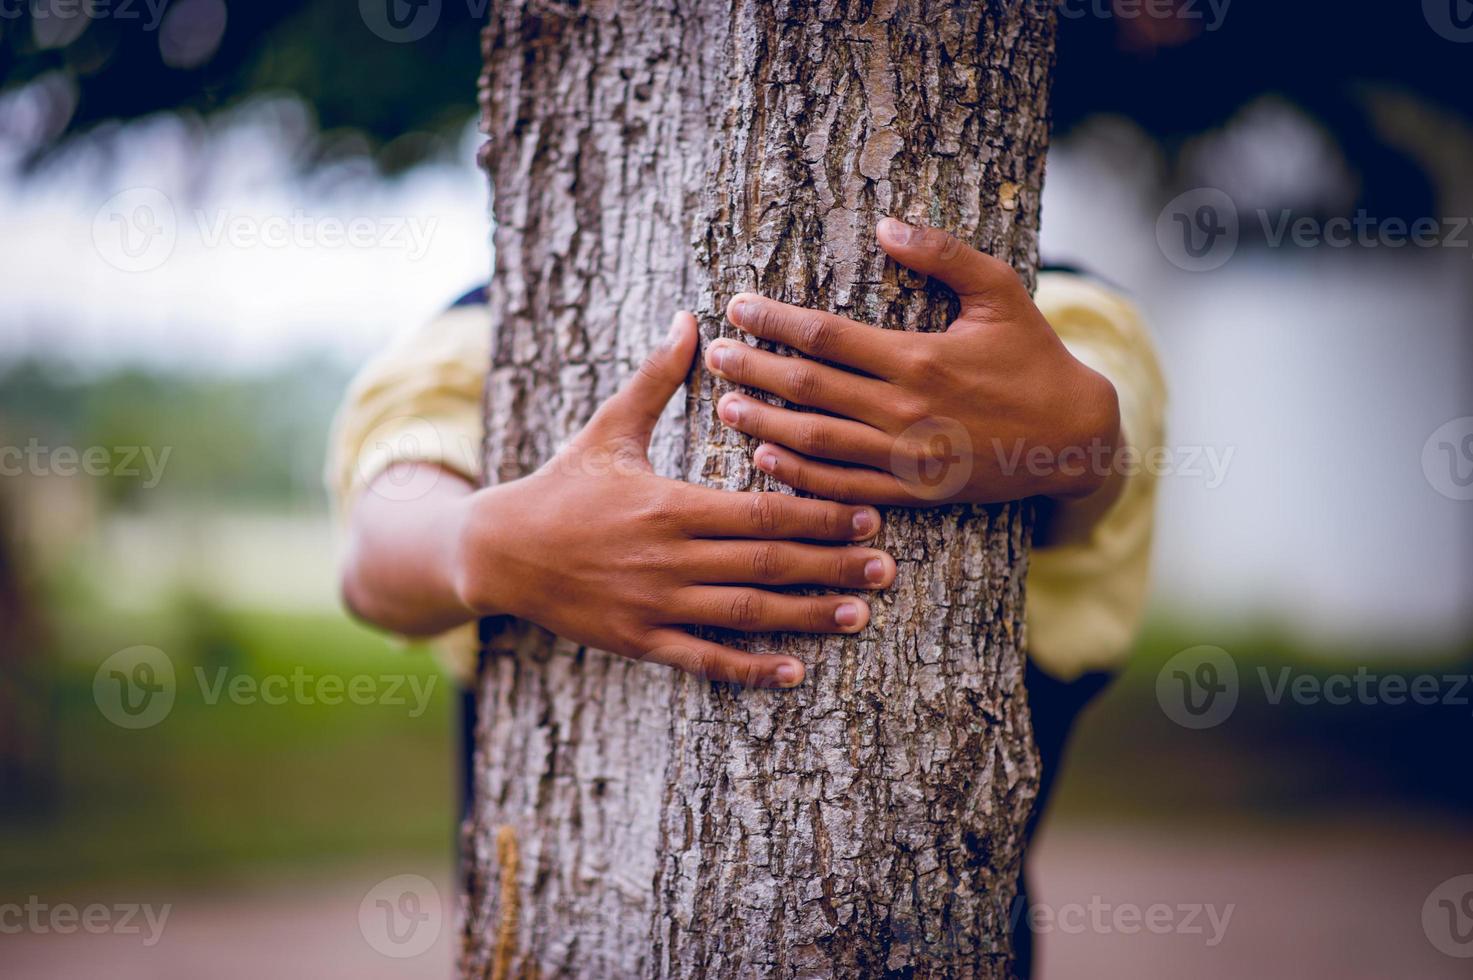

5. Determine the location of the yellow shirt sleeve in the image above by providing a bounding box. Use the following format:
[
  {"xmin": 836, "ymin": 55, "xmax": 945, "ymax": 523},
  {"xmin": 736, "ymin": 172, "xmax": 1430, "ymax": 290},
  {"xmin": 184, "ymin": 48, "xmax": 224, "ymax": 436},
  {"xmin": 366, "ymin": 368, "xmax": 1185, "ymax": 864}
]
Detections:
[
  {"xmin": 324, "ymin": 301, "xmax": 492, "ymax": 684},
  {"xmin": 1027, "ymin": 272, "xmax": 1168, "ymax": 681},
  {"xmin": 325, "ymin": 274, "xmax": 1166, "ymax": 685}
]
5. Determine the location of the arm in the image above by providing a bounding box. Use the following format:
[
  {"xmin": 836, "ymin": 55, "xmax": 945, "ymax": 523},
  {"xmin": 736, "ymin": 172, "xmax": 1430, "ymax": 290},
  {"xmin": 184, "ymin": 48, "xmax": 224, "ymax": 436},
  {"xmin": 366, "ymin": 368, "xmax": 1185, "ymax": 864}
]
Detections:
[{"xmin": 337, "ymin": 312, "xmax": 896, "ymax": 689}]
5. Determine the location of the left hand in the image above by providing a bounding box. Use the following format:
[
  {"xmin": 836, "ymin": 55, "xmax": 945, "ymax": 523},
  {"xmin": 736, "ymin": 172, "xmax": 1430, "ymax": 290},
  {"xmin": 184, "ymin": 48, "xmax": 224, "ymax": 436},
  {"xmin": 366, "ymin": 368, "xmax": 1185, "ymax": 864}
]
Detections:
[{"xmin": 705, "ymin": 217, "xmax": 1121, "ymax": 507}]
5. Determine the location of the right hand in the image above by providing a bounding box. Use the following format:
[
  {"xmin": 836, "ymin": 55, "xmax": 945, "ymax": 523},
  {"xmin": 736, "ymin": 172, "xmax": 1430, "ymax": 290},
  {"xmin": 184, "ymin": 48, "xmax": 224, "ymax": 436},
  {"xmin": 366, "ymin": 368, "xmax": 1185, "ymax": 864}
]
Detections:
[{"xmin": 450, "ymin": 311, "xmax": 896, "ymax": 689}]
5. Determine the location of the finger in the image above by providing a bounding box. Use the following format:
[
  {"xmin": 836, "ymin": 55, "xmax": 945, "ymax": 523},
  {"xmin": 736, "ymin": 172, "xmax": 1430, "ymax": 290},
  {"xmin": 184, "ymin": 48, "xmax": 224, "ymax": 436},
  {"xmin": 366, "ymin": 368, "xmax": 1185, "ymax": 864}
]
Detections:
[
  {"xmin": 705, "ymin": 340, "xmax": 894, "ymax": 427},
  {"xmin": 725, "ymin": 293, "xmax": 904, "ymax": 378},
  {"xmin": 876, "ymin": 217, "xmax": 1016, "ymax": 311},
  {"xmin": 717, "ymin": 392, "xmax": 893, "ymax": 469},
  {"xmin": 680, "ymin": 487, "xmax": 881, "ymax": 541},
  {"xmin": 672, "ymin": 586, "xmax": 871, "ymax": 635},
  {"xmin": 752, "ymin": 444, "xmax": 918, "ymax": 506},
  {"xmin": 641, "ymin": 629, "xmax": 806, "ymax": 689},
  {"xmin": 685, "ymin": 540, "xmax": 896, "ymax": 590},
  {"xmin": 588, "ymin": 310, "xmax": 697, "ymax": 440}
]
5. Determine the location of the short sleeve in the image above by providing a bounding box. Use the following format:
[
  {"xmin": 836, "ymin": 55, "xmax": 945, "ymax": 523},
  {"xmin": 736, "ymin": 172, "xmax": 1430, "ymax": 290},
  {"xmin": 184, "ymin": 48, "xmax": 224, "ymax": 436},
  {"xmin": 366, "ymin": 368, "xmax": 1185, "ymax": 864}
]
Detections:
[
  {"xmin": 324, "ymin": 303, "xmax": 491, "ymax": 522},
  {"xmin": 1026, "ymin": 272, "xmax": 1168, "ymax": 681}
]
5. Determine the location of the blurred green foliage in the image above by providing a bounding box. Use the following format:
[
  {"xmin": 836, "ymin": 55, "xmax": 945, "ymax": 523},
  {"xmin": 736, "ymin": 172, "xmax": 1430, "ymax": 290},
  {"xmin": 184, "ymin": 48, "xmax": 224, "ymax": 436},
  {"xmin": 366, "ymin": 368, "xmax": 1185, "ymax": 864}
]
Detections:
[
  {"xmin": 0, "ymin": 592, "xmax": 454, "ymax": 893},
  {"xmin": 0, "ymin": 358, "xmax": 348, "ymax": 507}
]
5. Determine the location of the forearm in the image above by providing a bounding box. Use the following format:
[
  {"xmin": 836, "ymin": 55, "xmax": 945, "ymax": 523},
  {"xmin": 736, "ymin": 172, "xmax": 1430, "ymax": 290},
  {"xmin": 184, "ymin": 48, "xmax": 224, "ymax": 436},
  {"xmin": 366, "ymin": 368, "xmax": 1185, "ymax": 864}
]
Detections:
[{"xmin": 339, "ymin": 462, "xmax": 483, "ymax": 637}]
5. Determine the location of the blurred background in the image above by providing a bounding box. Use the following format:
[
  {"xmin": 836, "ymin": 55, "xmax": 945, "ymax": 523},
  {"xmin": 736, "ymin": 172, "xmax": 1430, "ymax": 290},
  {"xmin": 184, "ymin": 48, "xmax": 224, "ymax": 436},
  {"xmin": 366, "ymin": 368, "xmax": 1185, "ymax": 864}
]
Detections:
[{"xmin": 0, "ymin": 1, "xmax": 1469, "ymax": 977}]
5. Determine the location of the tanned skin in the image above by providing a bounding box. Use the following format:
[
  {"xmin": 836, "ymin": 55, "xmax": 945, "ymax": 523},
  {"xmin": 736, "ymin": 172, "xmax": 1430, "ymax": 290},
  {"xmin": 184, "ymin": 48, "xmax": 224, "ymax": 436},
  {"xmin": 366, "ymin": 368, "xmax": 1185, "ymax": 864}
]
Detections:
[{"xmin": 340, "ymin": 221, "xmax": 1123, "ymax": 689}]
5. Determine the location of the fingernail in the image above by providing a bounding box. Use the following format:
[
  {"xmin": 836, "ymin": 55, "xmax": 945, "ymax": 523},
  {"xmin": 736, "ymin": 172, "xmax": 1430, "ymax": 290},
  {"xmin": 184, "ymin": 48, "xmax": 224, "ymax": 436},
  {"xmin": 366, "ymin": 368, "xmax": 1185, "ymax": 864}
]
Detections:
[
  {"xmin": 776, "ymin": 662, "xmax": 802, "ymax": 686},
  {"xmin": 730, "ymin": 299, "xmax": 748, "ymax": 324},
  {"xmin": 864, "ymin": 558, "xmax": 887, "ymax": 584},
  {"xmin": 835, "ymin": 602, "xmax": 864, "ymax": 628},
  {"xmin": 666, "ymin": 313, "xmax": 684, "ymax": 346},
  {"xmin": 755, "ymin": 448, "xmax": 777, "ymax": 472},
  {"xmin": 852, "ymin": 508, "xmax": 878, "ymax": 536},
  {"xmin": 719, "ymin": 397, "xmax": 743, "ymax": 425},
  {"xmin": 707, "ymin": 345, "xmax": 728, "ymax": 373},
  {"xmin": 879, "ymin": 216, "xmax": 912, "ymax": 245}
]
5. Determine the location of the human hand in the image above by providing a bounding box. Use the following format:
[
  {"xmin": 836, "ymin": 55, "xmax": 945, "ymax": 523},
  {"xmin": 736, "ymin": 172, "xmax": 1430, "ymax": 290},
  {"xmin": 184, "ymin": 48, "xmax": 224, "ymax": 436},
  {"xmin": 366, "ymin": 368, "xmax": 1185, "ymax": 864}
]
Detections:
[
  {"xmin": 450, "ymin": 311, "xmax": 896, "ymax": 688},
  {"xmin": 704, "ymin": 218, "xmax": 1121, "ymax": 506}
]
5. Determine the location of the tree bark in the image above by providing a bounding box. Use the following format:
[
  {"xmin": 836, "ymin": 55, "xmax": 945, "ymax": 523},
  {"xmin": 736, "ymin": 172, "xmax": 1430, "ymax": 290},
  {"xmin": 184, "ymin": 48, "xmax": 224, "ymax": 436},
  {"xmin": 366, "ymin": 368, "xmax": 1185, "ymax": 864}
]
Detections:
[{"xmin": 465, "ymin": 2, "xmax": 1055, "ymax": 977}]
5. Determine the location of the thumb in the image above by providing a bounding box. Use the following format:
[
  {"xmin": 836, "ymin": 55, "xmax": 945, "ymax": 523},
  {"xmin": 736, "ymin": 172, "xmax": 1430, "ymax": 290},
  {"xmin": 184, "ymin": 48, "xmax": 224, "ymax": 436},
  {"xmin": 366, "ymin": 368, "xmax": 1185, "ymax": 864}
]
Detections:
[
  {"xmin": 587, "ymin": 310, "xmax": 697, "ymax": 445},
  {"xmin": 875, "ymin": 217, "xmax": 1017, "ymax": 313}
]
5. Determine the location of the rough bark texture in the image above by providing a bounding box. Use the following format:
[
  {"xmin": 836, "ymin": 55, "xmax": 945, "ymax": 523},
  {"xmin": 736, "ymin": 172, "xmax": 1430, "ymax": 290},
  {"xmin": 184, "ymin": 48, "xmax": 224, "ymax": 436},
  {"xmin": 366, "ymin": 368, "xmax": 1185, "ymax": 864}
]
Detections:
[{"xmin": 465, "ymin": 2, "xmax": 1055, "ymax": 977}]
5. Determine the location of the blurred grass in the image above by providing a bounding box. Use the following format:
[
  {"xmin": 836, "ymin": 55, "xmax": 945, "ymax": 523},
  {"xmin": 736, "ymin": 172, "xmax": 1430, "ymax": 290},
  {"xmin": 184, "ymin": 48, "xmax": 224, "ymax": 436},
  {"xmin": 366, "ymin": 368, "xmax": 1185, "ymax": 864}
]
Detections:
[
  {"xmin": 6, "ymin": 574, "xmax": 1469, "ymax": 893},
  {"xmin": 2, "ymin": 592, "xmax": 455, "ymax": 893}
]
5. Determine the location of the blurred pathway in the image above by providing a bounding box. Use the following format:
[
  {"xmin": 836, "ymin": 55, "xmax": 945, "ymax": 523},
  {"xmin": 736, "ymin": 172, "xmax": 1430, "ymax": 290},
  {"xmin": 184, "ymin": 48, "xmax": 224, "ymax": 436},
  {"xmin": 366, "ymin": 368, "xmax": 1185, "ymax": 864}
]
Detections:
[{"xmin": 5, "ymin": 821, "xmax": 1469, "ymax": 978}]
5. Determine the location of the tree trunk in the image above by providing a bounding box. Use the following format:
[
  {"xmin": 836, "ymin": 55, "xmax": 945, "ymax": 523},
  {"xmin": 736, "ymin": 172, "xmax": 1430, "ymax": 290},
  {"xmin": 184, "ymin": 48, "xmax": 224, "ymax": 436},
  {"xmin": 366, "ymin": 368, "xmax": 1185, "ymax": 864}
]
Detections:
[{"xmin": 465, "ymin": 2, "xmax": 1055, "ymax": 977}]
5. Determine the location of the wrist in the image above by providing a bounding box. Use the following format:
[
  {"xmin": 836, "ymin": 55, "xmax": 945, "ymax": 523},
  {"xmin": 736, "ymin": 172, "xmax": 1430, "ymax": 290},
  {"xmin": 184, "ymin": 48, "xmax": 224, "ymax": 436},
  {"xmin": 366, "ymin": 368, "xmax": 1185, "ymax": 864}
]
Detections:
[
  {"xmin": 1046, "ymin": 370, "xmax": 1121, "ymax": 502},
  {"xmin": 447, "ymin": 482, "xmax": 522, "ymax": 620}
]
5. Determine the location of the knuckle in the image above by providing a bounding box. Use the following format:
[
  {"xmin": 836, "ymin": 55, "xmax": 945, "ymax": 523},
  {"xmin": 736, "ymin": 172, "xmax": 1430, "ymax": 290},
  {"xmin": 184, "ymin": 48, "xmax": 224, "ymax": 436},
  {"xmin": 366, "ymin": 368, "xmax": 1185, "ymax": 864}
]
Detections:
[
  {"xmin": 640, "ymin": 486, "xmax": 684, "ymax": 528},
  {"xmin": 814, "ymin": 503, "xmax": 841, "ymax": 538},
  {"xmin": 727, "ymin": 591, "xmax": 764, "ymax": 630},
  {"xmin": 797, "ymin": 417, "xmax": 830, "ymax": 456},
  {"xmin": 749, "ymin": 543, "xmax": 784, "ymax": 582},
  {"xmin": 895, "ymin": 397, "xmax": 933, "ymax": 428},
  {"xmin": 795, "ymin": 314, "xmax": 834, "ymax": 357},
  {"xmin": 785, "ymin": 365, "xmax": 822, "ymax": 402},
  {"xmin": 747, "ymin": 492, "xmax": 782, "ymax": 533},
  {"xmin": 740, "ymin": 659, "xmax": 766, "ymax": 690},
  {"xmin": 635, "ymin": 352, "xmax": 666, "ymax": 386}
]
